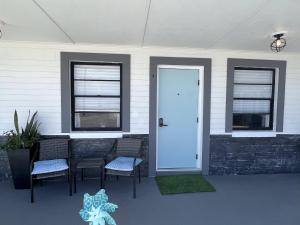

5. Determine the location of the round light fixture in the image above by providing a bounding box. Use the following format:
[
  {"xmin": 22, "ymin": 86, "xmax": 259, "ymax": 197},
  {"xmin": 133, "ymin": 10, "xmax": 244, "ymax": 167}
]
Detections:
[{"xmin": 270, "ymin": 33, "xmax": 286, "ymax": 52}]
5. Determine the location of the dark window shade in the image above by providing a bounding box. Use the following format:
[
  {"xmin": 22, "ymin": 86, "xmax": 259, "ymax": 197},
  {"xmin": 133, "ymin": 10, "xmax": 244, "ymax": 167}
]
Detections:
[
  {"xmin": 232, "ymin": 68, "xmax": 275, "ymax": 130},
  {"xmin": 71, "ymin": 62, "xmax": 122, "ymax": 131}
]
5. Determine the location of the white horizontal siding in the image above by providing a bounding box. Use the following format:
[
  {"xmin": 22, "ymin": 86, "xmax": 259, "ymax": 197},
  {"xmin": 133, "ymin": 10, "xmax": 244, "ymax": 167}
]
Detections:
[{"xmin": 0, "ymin": 41, "xmax": 300, "ymax": 135}]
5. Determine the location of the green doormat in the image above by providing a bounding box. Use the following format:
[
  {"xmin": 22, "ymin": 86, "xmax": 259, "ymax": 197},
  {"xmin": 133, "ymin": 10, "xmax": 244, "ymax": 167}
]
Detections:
[{"xmin": 155, "ymin": 174, "xmax": 215, "ymax": 195}]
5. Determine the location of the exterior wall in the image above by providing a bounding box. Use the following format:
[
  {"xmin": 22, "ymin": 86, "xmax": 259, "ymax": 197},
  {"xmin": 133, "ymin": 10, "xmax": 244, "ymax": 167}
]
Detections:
[
  {"xmin": 0, "ymin": 41, "xmax": 300, "ymax": 178},
  {"xmin": 210, "ymin": 135, "xmax": 300, "ymax": 175},
  {"xmin": 0, "ymin": 137, "xmax": 11, "ymax": 180},
  {"xmin": 1, "ymin": 42, "xmax": 300, "ymax": 136},
  {"xmin": 0, "ymin": 150, "xmax": 11, "ymax": 180}
]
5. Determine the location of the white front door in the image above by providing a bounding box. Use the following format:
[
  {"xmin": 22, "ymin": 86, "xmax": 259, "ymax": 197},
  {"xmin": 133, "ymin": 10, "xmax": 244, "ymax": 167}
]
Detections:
[{"xmin": 157, "ymin": 66, "xmax": 203, "ymax": 170}]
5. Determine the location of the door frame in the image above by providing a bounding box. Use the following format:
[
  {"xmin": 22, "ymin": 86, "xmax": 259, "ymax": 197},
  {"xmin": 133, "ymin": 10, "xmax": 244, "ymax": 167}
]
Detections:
[
  {"xmin": 149, "ymin": 56, "xmax": 212, "ymax": 177},
  {"xmin": 156, "ymin": 65, "xmax": 204, "ymax": 171}
]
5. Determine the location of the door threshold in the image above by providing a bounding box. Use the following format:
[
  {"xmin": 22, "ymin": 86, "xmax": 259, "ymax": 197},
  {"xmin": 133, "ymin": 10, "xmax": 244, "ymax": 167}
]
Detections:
[{"xmin": 156, "ymin": 168, "xmax": 202, "ymax": 176}]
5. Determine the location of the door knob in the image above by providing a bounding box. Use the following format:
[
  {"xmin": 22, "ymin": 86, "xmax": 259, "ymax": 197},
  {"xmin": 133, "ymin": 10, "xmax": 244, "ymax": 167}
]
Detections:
[{"xmin": 159, "ymin": 118, "xmax": 168, "ymax": 127}]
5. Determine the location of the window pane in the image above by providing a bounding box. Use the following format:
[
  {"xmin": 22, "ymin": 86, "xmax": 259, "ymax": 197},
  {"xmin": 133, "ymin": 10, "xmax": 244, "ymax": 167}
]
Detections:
[
  {"xmin": 232, "ymin": 68, "xmax": 275, "ymax": 130},
  {"xmin": 74, "ymin": 64, "xmax": 120, "ymax": 80},
  {"xmin": 71, "ymin": 62, "xmax": 123, "ymax": 131},
  {"xmin": 75, "ymin": 97, "xmax": 120, "ymax": 112},
  {"xmin": 233, "ymin": 100, "xmax": 270, "ymax": 113},
  {"xmin": 234, "ymin": 69, "xmax": 273, "ymax": 84},
  {"xmin": 75, "ymin": 112, "xmax": 120, "ymax": 128},
  {"xmin": 74, "ymin": 80, "xmax": 120, "ymax": 96},
  {"xmin": 233, "ymin": 114, "xmax": 270, "ymax": 129},
  {"xmin": 234, "ymin": 84, "xmax": 272, "ymax": 98}
]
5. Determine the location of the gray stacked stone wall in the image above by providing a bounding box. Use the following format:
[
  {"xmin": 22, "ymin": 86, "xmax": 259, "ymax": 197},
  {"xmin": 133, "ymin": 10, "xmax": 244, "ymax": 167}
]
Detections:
[
  {"xmin": 3, "ymin": 133, "xmax": 299, "ymax": 179},
  {"xmin": 0, "ymin": 150, "xmax": 11, "ymax": 180},
  {"xmin": 0, "ymin": 134, "xmax": 149, "ymax": 181},
  {"xmin": 210, "ymin": 134, "xmax": 300, "ymax": 175},
  {"xmin": 0, "ymin": 136, "xmax": 11, "ymax": 180}
]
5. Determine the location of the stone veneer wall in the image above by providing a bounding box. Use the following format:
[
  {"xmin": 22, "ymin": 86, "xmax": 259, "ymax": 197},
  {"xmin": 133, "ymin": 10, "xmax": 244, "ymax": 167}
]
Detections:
[
  {"xmin": 0, "ymin": 134, "xmax": 149, "ymax": 181},
  {"xmin": 210, "ymin": 134, "xmax": 300, "ymax": 175},
  {"xmin": 0, "ymin": 150, "xmax": 11, "ymax": 180},
  {"xmin": 2, "ymin": 133, "xmax": 300, "ymax": 179}
]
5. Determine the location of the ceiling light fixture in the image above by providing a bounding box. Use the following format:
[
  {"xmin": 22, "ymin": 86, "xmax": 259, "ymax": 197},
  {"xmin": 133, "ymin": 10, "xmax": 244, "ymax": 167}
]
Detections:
[{"xmin": 270, "ymin": 32, "xmax": 287, "ymax": 52}]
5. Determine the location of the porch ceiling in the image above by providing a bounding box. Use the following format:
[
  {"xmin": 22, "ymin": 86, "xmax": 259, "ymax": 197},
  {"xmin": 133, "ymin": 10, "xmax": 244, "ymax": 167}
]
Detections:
[{"xmin": 0, "ymin": 0, "xmax": 300, "ymax": 52}]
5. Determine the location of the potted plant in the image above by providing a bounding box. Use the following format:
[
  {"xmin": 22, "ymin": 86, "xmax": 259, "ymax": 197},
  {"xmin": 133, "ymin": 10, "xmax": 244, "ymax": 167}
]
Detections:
[{"xmin": 1, "ymin": 110, "xmax": 40, "ymax": 189}]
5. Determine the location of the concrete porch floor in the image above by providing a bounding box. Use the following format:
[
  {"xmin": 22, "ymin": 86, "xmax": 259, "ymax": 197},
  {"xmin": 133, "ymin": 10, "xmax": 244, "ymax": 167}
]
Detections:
[{"xmin": 0, "ymin": 174, "xmax": 299, "ymax": 225}]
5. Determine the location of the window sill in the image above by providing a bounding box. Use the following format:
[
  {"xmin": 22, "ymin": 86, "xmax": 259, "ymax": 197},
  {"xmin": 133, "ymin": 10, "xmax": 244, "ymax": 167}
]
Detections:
[
  {"xmin": 232, "ymin": 131, "xmax": 277, "ymax": 138},
  {"xmin": 69, "ymin": 132, "xmax": 124, "ymax": 139}
]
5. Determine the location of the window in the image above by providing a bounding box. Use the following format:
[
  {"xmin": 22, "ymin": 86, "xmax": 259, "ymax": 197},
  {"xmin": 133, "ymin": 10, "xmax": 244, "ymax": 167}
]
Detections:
[
  {"xmin": 226, "ymin": 58, "xmax": 286, "ymax": 133},
  {"xmin": 232, "ymin": 67, "xmax": 275, "ymax": 130},
  {"xmin": 61, "ymin": 52, "xmax": 130, "ymax": 133},
  {"xmin": 71, "ymin": 62, "xmax": 122, "ymax": 131}
]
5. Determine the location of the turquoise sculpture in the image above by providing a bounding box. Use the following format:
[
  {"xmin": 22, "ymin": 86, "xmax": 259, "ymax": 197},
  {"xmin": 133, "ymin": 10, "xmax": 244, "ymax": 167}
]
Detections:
[{"xmin": 79, "ymin": 189, "xmax": 118, "ymax": 225}]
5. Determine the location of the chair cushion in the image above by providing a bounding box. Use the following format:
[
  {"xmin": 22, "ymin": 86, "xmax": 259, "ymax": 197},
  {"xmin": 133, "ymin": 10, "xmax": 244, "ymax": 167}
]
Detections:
[
  {"xmin": 105, "ymin": 157, "xmax": 143, "ymax": 172},
  {"xmin": 32, "ymin": 159, "xmax": 69, "ymax": 175}
]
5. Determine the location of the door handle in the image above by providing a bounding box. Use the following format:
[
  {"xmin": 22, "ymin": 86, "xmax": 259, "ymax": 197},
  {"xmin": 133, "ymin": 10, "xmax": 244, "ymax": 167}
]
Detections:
[{"xmin": 159, "ymin": 118, "xmax": 168, "ymax": 127}]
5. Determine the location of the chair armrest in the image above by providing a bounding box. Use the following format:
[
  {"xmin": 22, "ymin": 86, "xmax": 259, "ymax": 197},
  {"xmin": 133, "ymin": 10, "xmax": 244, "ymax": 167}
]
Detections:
[
  {"xmin": 139, "ymin": 151, "xmax": 145, "ymax": 160},
  {"xmin": 132, "ymin": 157, "xmax": 137, "ymax": 170},
  {"xmin": 67, "ymin": 139, "xmax": 72, "ymax": 166},
  {"xmin": 105, "ymin": 153, "xmax": 116, "ymax": 162},
  {"xmin": 30, "ymin": 143, "xmax": 39, "ymax": 172},
  {"xmin": 139, "ymin": 142, "xmax": 146, "ymax": 161},
  {"xmin": 104, "ymin": 140, "xmax": 117, "ymax": 162}
]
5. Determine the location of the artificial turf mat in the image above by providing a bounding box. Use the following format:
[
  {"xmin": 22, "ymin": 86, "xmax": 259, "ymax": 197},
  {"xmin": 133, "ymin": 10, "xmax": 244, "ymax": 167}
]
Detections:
[{"xmin": 155, "ymin": 174, "xmax": 216, "ymax": 195}]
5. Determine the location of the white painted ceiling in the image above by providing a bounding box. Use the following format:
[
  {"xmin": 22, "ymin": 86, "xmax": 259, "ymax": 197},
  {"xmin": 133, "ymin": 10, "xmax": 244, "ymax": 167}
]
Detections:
[{"xmin": 0, "ymin": 0, "xmax": 300, "ymax": 52}]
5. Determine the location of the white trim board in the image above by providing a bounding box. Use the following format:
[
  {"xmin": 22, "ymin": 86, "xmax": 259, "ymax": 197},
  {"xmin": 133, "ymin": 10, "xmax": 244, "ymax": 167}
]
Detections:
[{"xmin": 231, "ymin": 131, "xmax": 277, "ymax": 137}]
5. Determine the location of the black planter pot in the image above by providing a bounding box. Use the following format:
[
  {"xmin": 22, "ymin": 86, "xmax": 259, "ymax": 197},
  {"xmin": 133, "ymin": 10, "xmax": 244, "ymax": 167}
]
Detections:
[{"xmin": 7, "ymin": 148, "xmax": 31, "ymax": 189}]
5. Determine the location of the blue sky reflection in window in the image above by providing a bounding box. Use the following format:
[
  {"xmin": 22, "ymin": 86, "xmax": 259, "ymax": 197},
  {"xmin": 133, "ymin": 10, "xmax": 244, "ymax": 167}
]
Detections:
[{"xmin": 79, "ymin": 189, "xmax": 118, "ymax": 225}]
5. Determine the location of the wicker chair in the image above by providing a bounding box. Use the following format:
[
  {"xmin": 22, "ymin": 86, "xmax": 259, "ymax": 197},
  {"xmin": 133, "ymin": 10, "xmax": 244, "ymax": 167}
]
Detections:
[
  {"xmin": 105, "ymin": 138, "xmax": 144, "ymax": 198},
  {"xmin": 30, "ymin": 139, "xmax": 72, "ymax": 203}
]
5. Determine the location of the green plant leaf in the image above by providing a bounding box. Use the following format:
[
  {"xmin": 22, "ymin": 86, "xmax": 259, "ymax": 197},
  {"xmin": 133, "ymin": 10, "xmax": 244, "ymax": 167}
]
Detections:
[
  {"xmin": 23, "ymin": 111, "xmax": 39, "ymax": 148},
  {"xmin": 25, "ymin": 111, "xmax": 30, "ymax": 133},
  {"xmin": 14, "ymin": 110, "xmax": 20, "ymax": 135},
  {"xmin": 28, "ymin": 111, "xmax": 37, "ymax": 131},
  {"xmin": 3, "ymin": 110, "xmax": 40, "ymax": 150}
]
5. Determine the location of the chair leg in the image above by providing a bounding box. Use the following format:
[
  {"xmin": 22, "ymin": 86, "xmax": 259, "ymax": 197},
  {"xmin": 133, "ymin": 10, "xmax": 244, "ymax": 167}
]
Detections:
[
  {"xmin": 74, "ymin": 170, "xmax": 77, "ymax": 193},
  {"xmin": 102, "ymin": 171, "xmax": 105, "ymax": 189},
  {"xmin": 81, "ymin": 168, "xmax": 84, "ymax": 182},
  {"xmin": 104, "ymin": 172, "xmax": 107, "ymax": 181},
  {"xmin": 138, "ymin": 165, "xmax": 141, "ymax": 184},
  {"xmin": 133, "ymin": 169, "xmax": 136, "ymax": 199},
  {"xmin": 100, "ymin": 166, "xmax": 103, "ymax": 189},
  {"xmin": 68, "ymin": 171, "xmax": 72, "ymax": 196},
  {"xmin": 30, "ymin": 175, "xmax": 34, "ymax": 203}
]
